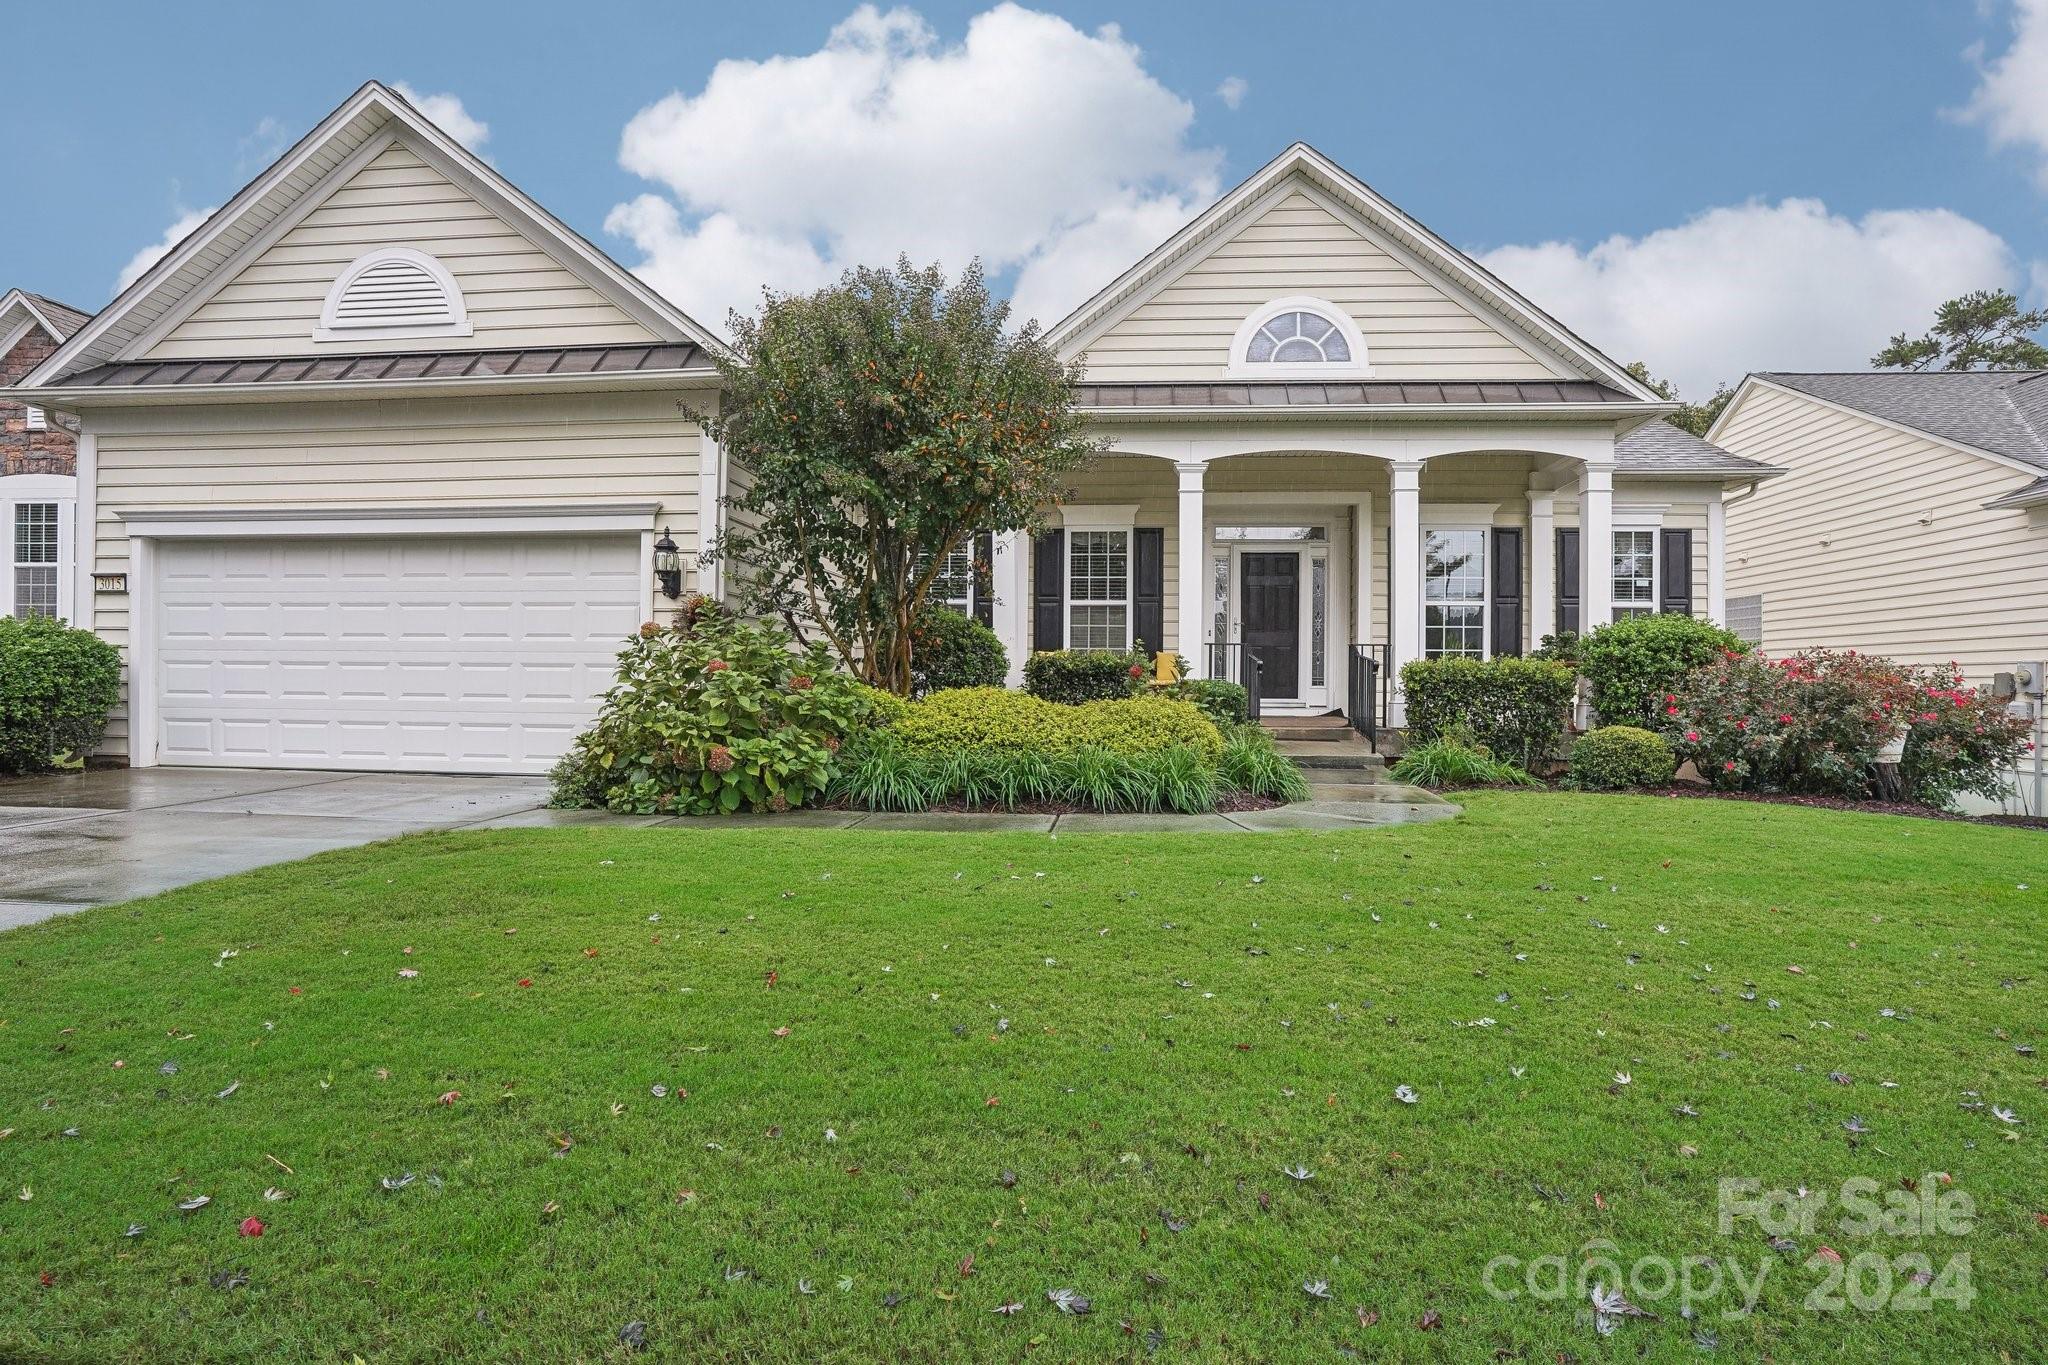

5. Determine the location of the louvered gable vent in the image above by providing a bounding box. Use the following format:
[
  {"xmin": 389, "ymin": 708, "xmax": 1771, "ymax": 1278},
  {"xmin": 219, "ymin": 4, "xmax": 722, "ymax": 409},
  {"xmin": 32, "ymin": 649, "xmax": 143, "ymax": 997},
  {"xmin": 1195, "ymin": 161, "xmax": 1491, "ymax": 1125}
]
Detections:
[{"xmin": 316, "ymin": 247, "xmax": 471, "ymax": 341}]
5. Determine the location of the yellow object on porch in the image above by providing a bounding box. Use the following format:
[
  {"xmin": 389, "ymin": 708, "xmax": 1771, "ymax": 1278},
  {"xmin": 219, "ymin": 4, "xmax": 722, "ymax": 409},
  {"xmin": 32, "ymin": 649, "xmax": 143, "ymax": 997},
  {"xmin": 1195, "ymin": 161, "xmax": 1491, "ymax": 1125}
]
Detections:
[{"xmin": 1154, "ymin": 652, "xmax": 1177, "ymax": 685}]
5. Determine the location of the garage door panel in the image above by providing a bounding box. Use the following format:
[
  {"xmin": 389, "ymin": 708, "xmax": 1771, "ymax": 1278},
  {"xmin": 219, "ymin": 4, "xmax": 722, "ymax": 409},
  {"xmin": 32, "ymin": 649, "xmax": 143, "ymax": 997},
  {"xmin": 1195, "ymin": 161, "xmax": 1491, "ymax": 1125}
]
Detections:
[{"xmin": 154, "ymin": 533, "xmax": 639, "ymax": 775}]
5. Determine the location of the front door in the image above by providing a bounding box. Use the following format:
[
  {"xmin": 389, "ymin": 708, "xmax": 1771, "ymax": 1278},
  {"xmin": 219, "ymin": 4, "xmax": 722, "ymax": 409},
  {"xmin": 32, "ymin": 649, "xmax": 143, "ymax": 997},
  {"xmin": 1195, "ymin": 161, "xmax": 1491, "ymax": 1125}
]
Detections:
[{"xmin": 1240, "ymin": 552, "xmax": 1300, "ymax": 701}]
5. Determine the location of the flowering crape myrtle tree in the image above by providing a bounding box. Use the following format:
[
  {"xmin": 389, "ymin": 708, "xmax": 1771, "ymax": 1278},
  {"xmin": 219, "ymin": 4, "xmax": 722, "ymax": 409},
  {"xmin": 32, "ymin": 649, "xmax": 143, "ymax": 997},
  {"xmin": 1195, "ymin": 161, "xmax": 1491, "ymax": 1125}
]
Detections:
[{"xmin": 699, "ymin": 259, "xmax": 1100, "ymax": 695}]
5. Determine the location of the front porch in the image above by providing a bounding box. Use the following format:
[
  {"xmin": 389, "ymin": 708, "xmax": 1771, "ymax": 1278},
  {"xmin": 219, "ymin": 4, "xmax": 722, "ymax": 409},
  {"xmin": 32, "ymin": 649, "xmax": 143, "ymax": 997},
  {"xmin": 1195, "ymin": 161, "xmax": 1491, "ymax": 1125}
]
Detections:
[{"xmin": 986, "ymin": 438, "xmax": 1722, "ymax": 729}]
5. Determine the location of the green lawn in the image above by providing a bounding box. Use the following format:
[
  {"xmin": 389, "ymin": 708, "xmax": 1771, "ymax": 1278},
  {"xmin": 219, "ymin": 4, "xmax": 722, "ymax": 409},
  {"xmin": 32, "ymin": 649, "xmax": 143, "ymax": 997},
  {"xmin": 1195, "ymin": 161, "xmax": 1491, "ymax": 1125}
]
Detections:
[{"xmin": 2, "ymin": 794, "xmax": 2043, "ymax": 1362}]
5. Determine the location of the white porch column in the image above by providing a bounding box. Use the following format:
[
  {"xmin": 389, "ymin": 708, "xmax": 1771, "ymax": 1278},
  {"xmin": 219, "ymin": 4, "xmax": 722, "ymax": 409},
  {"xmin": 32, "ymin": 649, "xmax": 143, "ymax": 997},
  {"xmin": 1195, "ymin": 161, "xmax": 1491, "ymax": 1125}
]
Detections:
[
  {"xmin": 1706, "ymin": 492, "xmax": 1727, "ymax": 623},
  {"xmin": 1387, "ymin": 460, "xmax": 1423, "ymax": 721},
  {"xmin": 1527, "ymin": 482, "xmax": 1555, "ymax": 646},
  {"xmin": 992, "ymin": 529, "xmax": 1029, "ymax": 688},
  {"xmin": 1175, "ymin": 460, "xmax": 1207, "ymax": 677},
  {"xmin": 694, "ymin": 426, "xmax": 725, "ymax": 602},
  {"xmin": 1578, "ymin": 463, "xmax": 1614, "ymax": 630},
  {"xmin": 74, "ymin": 430, "xmax": 96, "ymax": 631}
]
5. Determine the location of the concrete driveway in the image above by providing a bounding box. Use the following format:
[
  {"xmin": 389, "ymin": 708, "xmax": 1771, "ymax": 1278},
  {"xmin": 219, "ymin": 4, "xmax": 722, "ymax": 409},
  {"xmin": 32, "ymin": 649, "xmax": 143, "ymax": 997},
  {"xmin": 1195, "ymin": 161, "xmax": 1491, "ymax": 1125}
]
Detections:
[{"xmin": 0, "ymin": 767, "xmax": 551, "ymax": 930}]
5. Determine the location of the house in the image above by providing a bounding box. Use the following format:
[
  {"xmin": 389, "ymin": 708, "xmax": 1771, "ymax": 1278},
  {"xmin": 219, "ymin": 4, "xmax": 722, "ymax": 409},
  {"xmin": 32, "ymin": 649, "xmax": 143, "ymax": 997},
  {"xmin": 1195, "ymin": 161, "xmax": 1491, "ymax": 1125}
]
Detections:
[
  {"xmin": 2, "ymin": 81, "xmax": 1776, "ymax": 776},
  {"xmin": 1, "ymin": 288, "xmax": 93, "ymax": 620},
  {"xmin": 1713, "ymin": 371, "xmax": 2048, "ymax": 683}
]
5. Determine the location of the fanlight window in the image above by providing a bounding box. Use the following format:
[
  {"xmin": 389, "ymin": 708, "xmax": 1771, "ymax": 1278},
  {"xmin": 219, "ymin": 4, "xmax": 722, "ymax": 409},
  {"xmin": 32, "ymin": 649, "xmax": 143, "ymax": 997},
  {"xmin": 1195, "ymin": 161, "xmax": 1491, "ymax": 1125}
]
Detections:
[
  {"xmin": 1245, "ymin": 310, "xmax": 1351, "ymax": 364},
  {"xmin": 316, "ymin": 247, "xmax": 470, "ymax": 340}
]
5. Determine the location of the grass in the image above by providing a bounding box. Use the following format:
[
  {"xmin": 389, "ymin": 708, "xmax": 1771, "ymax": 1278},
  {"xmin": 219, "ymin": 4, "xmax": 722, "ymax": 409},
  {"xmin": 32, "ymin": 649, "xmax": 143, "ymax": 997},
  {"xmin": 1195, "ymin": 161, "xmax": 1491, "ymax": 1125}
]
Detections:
[{"xmin": 1, "ymin": 792, "xmax": 2043, "ymax": 1362}]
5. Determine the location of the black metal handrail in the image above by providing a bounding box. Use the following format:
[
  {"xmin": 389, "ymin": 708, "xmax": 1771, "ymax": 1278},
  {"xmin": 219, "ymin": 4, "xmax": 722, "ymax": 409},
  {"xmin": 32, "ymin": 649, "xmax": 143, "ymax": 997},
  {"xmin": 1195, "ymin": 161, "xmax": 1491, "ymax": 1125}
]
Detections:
[
  {"xmin": 1206, "ymin": 642, "xmax": 1265, "ymax": 723},
  {"xmin": 1348, "ymin": 643, "xmax": 1390, "ymax": 751}
]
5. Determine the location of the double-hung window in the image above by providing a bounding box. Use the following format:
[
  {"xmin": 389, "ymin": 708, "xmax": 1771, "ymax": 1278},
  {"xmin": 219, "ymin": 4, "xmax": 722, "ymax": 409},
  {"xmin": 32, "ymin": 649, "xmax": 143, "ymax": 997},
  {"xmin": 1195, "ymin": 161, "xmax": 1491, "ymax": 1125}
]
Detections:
[
  {"xmin": 10, "ymin": 502, "xmax": 60, "ymax": 619},
  {"xmin": 1611, "ymin": 529, "xmax": 1656, "ymax": 621},
  {"xmin": 930, "ymin": 541, "xmax": 975, "ymax": 615},
  {"xmin": 1423, "ymin": 528, "xmax": 1487, "ymax": 659},
  {"xmin": 1066, "ymin": 528, "xmax": 1130, "ymax": 651}
]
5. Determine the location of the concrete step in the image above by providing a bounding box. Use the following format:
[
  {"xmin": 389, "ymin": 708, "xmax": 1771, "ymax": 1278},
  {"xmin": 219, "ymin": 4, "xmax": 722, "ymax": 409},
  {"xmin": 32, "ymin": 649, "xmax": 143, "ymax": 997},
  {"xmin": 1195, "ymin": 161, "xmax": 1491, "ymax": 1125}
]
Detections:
[
  {"xmin": 1262, "ymin": 721, "xmax": 1362, "ymax": 742},
  {"xmin": 1275, "ymin": 740, "xmax": 1387, "ymax": 771}
]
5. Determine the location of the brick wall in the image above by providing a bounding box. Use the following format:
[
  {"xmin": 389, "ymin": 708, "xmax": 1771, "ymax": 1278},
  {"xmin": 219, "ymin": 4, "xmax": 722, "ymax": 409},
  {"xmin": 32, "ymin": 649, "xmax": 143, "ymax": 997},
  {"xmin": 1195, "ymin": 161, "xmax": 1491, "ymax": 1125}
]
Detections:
[{"xmin": 2, "ymin": 324, "xmax": 76, "ymax": 477}]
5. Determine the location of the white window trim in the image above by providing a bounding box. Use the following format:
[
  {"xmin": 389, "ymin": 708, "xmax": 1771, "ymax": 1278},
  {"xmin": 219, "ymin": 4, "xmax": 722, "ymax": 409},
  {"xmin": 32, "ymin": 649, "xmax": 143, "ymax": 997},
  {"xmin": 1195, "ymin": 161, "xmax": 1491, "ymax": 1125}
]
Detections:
[
  {"xmin": 1226, "ymin": 295, "xmax": 1374, "ymax": 378},
  {"xmin": 315, "ymin": 246, "xmax": 473, "ymax": 343},
  {"xmin": 1610, "ymin": 522, "xmax": 1660, "ymax": 621},
  {"xmin": 1, "ymin": 473, "xmax": 78, "ymax": 622},
  {"xmin": 1421, "ymin": 523, "xmax": 1490, "ymax": 660},
  {"xmin": 1059, "ymin": 505, "xmax": 1137, "ymax": 652}
]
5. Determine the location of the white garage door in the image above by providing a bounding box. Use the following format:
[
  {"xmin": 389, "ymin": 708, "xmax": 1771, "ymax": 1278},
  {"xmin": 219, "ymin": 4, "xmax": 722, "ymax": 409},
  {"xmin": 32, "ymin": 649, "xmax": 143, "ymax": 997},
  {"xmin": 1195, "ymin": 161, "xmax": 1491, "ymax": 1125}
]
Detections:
[{"xmin": 154, "ymin": 534, "xmax": 641, "ymax": 774}]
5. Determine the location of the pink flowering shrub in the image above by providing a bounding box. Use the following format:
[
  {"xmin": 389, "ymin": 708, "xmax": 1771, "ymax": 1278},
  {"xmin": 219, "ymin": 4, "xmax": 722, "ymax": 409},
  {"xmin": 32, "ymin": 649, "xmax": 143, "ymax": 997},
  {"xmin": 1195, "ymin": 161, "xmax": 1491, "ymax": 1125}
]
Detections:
[{"xmin": 1664, "ymin": 649, "xmax": 2030, "ymax": 804}]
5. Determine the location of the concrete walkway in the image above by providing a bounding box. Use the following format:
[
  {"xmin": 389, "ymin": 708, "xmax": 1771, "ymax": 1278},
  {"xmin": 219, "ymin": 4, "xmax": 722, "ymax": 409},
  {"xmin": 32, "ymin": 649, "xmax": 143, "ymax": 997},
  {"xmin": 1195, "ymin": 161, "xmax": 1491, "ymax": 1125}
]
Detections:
[{"xmin": 0, "ymin": 767, "xmax": 1457, "ymax": 931}]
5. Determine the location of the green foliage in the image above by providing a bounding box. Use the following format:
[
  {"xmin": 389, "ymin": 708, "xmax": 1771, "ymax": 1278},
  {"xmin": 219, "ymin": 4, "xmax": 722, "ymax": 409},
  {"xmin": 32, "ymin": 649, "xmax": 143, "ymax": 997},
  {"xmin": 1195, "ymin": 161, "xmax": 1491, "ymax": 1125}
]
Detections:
[
  {"xmin": 843, "ymin": 679, "xmax": 912, "ymax": 729},
  {"xmin": 1217, "ymin": 724, "xmax": 1311, "ymax": 802},
  {"xmin": 1873, "ymin": 288, "xmax": 2048, "ymax": 371},
  {"xmin": 549, "ymin": 615, "xmax": 872, "ymax": 816},
  {"xmin": 1567, "ymin": 725, "xmax": 1677, "ymax": 790},
  {"xmin": 1666, "ymin": 649, "xmax": 2033, "ymax": 805},
  {"xmin": 895, "ymin": 688, "xmax": 1220, "ymax": 760},
  {"xmin": 1161, "ymin": 677, "xmax": 1249, "ymax": 727},
  {"xmin": 701, "ymin": 258, "xmax": 1100, "ymax": 693},
  {"xmin": 1624, "ymin": 361, "xmax": 1734, "ymax": 437},
  {"xmin": 1391, "ymin": 729, "xmax": 1543, "ymax": 790},
  {"xmin": 1398, "ymin": 656, "xmax": 1576, "ymax": 769},
  {"xmin": 1530, "ymin": 630, "xmax": 1581, "ymax": 668},
  {"xmin": 908, "ymin": 605, "xmax": 1007, "ymax": 692},
  {"xmin": 1022, "ymin": 648, "xmax": 1147, "ymax": 704},
  {"xmin": 0, "ymin": 615, "xmax": 122, "ymax": 775},
  {"xmin": 1578, "ymin": 612, "xmax": 1747, "ymax": 726},
  {"xmin": 828, "ymin": 730, "xmax": 1221, "ymax": 813}
]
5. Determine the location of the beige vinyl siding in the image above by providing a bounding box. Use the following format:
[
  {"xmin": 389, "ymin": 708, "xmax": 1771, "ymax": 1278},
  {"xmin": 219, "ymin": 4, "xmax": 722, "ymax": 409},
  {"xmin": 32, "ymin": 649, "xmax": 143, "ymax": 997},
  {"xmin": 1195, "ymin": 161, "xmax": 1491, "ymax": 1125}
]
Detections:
[
  {"xmin": 86, "ymin": 391, "xmax": 701, "ymax": 756},
  {"xmin": 1077, "ymin": 190, "xmax": 1562, "ymax": 383},
  {"xmin": 1720, "ymin": 383, "xmax": 2048, "ymax": 682},
  {"xmin": 144, "ymin": 139, "xmax": 658, "ymax": 359}
]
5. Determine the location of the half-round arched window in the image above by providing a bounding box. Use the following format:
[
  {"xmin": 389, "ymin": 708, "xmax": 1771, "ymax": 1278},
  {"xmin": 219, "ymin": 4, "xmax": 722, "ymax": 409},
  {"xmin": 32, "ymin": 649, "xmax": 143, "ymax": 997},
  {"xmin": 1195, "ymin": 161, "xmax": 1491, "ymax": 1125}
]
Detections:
[
  {"xmin": 1227, "ymin": 297, "xmax": 1370, "ymax": 377},
  {"xmin": 315, "ymin": 247, "xmax": 472, "ymax": 342},
  {"xmin": 1247, "ymin": 310, "xmax": 1350, "ymax": 364}
]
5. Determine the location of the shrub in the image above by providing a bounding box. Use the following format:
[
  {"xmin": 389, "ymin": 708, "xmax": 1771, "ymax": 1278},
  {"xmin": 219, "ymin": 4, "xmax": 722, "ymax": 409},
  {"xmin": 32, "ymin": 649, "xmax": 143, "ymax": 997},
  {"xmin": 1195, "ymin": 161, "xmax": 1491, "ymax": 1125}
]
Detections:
[
  {"xmin": 1568, "ymin": 725, "xmax": 1676, "ymax": 790},
  {"xmin": 1530, "ymin": 630, "xmax": 1581, "ymax": 668},
  {"xmin": 0, "ymin": 615, "xmax": 122, "ymax": 775},
  {"xmin": 1162, "ymin": 677, "xmax": 1249, "ymax": 727},
  {"xmin": 1665, "ymin": 649, "xmax": 2032, "ymax": 805},
  {"xmin": 1399, "ymin": 657, "xmax": 1576, "ymax": 769},
  {"xmin": 844, "ymin": 679, "xmax": 912, "ymax": 729},
  {"xmin": 827, "ymin": 730, "xmax": 1222, "ymax": 814},
  {"xmin": 1578, "ymin": 613, "xmax": 1747, "ymax": 726},
  {"xmin": 550, "ymin": 615, "xmax": 871, "ymax": 815},
  {"xmin": 1023, "ymin": 649, "xmax": 1146, "ymax": 704},
  {"xmin": 1218, "ymin": 724, "xmax": 1310, "ymax": 802},
  {"xmin": 1898, "ymin": 661, "xmax": 2034, "ymax": 806},
  {"xmin": 1390, "ymin": 729, "xmax": 1542, "ymax": 790},
  {"xmin": 909, "ymin": 606, "xmax": 1007, "ymax": 693},
  {"xmin": 896, "ymin": 688, "xmax": 1221, "ymax": 760}
]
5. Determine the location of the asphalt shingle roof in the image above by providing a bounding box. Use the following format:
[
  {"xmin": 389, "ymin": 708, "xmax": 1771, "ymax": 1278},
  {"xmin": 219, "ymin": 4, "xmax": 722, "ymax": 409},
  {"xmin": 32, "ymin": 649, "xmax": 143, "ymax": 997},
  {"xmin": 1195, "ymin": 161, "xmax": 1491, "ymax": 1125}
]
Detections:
[
  {"xmin": 1756, "ymin": 371, "xmax": 2048, "ymax": 473},
  {"xmin": 1612, "ymin": 419, "xmax": 1779, "ymax": 477},
  {"xmin": 25, "ymin": 293, "xmax": 93, "ymax": 340}
]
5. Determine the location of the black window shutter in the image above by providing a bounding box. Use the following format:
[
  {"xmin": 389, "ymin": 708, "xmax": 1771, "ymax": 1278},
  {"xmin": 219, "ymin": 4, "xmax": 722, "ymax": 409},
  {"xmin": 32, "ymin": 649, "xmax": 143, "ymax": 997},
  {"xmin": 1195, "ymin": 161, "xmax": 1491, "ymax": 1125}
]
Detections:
[
  {"xmin": 1556, "ymin": 528, "xmax": 1581, "ymax": 635},
  {"xmin": 1032, "ymin": 530, "xmax": 1064, "ymax": 651},
  {"xmin": 1132, "ymin": 527, "xmax": 1164, "ymax": 660},
  {"xmin": 1659, "ymin": 529, "xmax": 1693, "ymax": 617},
  {"xmin": 971, "ymin": 531, "xmax": 994, "ymax": 627},
  {"xmin": 1489, "ymin": 526, "xmax": 1523, "ymax": 657}
]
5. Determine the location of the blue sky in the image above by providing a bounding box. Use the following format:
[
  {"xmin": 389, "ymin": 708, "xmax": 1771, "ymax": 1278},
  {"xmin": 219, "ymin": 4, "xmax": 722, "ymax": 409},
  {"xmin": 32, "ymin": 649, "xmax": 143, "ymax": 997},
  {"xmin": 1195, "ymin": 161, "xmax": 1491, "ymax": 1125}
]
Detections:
[{"xmin": 6, "ymin": 1, "xmax": 2046, "ymax": 393}]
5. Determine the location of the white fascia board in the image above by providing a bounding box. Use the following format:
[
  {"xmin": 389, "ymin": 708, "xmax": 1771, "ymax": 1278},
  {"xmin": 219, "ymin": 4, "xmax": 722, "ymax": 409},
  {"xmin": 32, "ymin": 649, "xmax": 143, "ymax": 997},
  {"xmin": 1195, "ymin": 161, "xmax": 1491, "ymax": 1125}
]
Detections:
[{"xmin": 119, "ymin": 501, "xmax": 662, "ymax": 540}]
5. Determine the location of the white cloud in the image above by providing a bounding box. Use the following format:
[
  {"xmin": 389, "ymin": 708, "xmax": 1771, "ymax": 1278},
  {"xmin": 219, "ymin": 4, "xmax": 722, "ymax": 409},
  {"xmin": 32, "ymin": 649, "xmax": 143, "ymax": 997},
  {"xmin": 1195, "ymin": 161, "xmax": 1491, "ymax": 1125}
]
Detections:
[
  {"xmin": 393, "ymin": 82, "xmax": 489, "ymax": 152},
  {"xmin": 236, "ymin": 115, "xmax": 291, "ymax": 174},
  {"xmin": 1216, "ymin": 75, "xmax": 1248, "ymax": 110},
  {"xmin": 114, "ymin": 207, "xmax": 216, "ymax": 294},
  {"xmin": 1478, "ymin": 199, "xmax": 2019, "ymax": 396},
  {"xmin": 1957, "ymin": 0, "xmax": 2048, "ymax": 186},
  {"xmin": 606, "ymin": 3, "xmax": 1219, "ymax": 333}
]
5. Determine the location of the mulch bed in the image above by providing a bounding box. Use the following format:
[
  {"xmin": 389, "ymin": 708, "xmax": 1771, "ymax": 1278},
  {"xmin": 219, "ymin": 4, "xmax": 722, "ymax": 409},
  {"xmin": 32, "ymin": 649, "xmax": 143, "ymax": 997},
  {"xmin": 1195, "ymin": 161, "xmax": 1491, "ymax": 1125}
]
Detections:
[
  {"xmin": 824, "ymin": 791, "xmax": 1285, "ymax": 816},
  {"xmin": 1639, "ymin": 785, "xmax": 2048, "ymax": 830}
]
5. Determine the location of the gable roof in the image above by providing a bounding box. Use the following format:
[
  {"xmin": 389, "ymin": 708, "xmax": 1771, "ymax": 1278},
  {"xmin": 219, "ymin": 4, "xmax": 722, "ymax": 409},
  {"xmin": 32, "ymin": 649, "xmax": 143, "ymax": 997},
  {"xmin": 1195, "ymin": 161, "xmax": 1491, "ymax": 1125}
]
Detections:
[
  {"xmin": 0, "ymin": 288, "xmax": 91, "ymax": 348},
  {"xmin": 1045, "ymin": 143, "xmax": 1664, "ymax": 402},
  {"xmin": 22, "ymin": 81, "xmax": 719, "ymax": 389},
  {"xmin": 1745, "ymin": 371, "xmax": 2048, "ymax": 474},
  {"xmin": 1611, "ymin": 417, "xmax": 1780, "ymax": 479}
]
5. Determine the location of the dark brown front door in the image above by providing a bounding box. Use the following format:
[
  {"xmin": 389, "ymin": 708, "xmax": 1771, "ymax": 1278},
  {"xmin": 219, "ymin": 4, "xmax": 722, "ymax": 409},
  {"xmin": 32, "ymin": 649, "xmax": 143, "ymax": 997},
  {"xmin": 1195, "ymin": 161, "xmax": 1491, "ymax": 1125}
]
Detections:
[{"xmin": 1241, "ymin": 552, "xmax": 1300, "ymax": 700}]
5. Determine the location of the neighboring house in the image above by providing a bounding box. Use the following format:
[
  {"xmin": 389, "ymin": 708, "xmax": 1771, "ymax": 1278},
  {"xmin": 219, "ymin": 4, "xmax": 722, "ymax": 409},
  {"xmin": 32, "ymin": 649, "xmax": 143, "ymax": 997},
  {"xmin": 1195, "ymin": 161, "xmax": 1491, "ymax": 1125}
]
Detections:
[
  {"xmin": 1, "ymin": 288, "xmax": 93, "ymax": 620},
  {"xmin": 1713, "ymin": 371, "xmax": 2048, "ymax": 683},
  {"xmin": 1, "ymin": 82, "xmax": 1775, "ymax": 776}
]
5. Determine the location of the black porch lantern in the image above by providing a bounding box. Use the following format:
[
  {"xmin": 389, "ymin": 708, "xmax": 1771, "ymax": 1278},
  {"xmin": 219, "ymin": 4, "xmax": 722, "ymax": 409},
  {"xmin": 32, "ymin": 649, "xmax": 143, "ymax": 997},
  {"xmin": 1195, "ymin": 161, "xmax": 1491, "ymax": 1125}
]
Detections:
[{"xmin": 652, "ymin": 526, "xmax": 683, "ymax": 600}]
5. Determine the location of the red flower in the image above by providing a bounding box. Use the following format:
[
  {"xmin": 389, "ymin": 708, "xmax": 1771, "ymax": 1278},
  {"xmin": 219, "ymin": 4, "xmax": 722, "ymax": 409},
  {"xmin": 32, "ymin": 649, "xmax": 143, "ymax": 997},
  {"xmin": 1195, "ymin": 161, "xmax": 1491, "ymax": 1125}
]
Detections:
[
  {"xmin": 1734, "ymin": 718, "xmax": 1748, "ymax": 730},
  {"xmin": 239, "ymin": 1217, "xmax": 265, "ymax": 1237},
  {"xmin": 789, "ymin": 675, "xmax": 813, "ymax": 691},
  {"xmin": 1723, "ymin": 761, "xmax": 1736, "ymax": 771},
  {"xmin": 1777, "ymin": 714, "xmax": 1793, "ymax": 725},
  {"xmin": 1665, "ymin": 705, "xmax": 1679, "ymax": 716},
  {"xmin": 1685, "ymin": 731, "xmax": 1699, "ymax": 742},
  {"xmin": 517, "ymin": 978, "xmax": 533, "ymax": 988},
  {"xmin": 1128, "ymin": 664, "xmax": 1145, "ymax": 679},
  {"xmin": 706, "ymin": 659, "xmax": 729, "ymax": 673}
]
